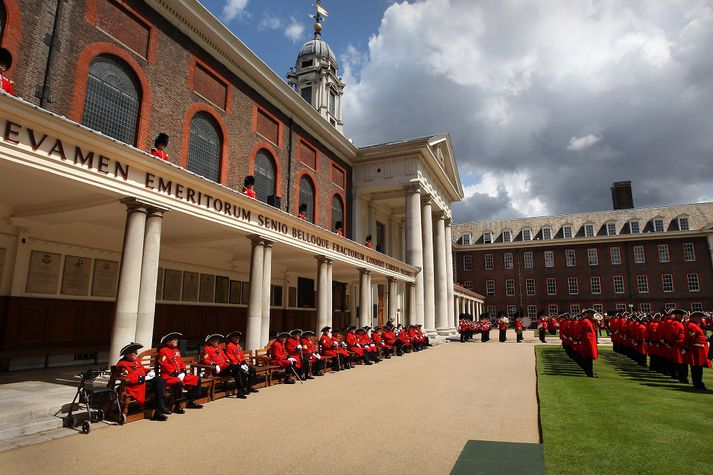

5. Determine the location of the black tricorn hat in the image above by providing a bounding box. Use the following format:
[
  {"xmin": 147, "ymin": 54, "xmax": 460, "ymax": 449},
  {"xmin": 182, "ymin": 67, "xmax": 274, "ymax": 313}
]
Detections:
[
  {"xmin": 276, "ymin": 331, "xmax": 290, "ymax": 339},
  {"xmin": 290, "ymin": 328, "xmax": 303, "ymax": 335},
  {"xmin": 365, "ymin": 234, "xmax": 372, "ymax": 241},
  {"xmin": 355, "ymin": 328, "xmax": 366, "ymax": 334},
  {"xmin": 204, "ymin": 333, "xmax": 224, "ymax": 343},
  {"xmin": 334, "ymin": 221, "xmax": 343, "ymax": 229},
  {"xmin": 226, "ymin": 331, "xmax": 243, "ymax": 340},
  {"xmin": 244, "ymin": 175, "xmax": 255, "ymax": 187},
  {"xmin": 321, "ymin": 326, "xmax": 331, "ymax": 332},
  {"xmin": 161, "ymin": 332, "xmax": 182, "ymax": 344},
  {"xmin": 302, "ymin": 330, "xmax": 315, "ymax": 337},
  {"xmin": 0, "ymin": 48, "xmax": 12, "ymax": 70},
  {"xmin": 299, "ymin": 203, "xmax": 308, "ymax": 212},
  {"xmin": 689, "ymin": 311, "xmax": 706, "ymax": 319},
  {"xmin": 154, "ymin": 133, "xmax": 169, "ymax": 148},
  {"xmin": 667, "ymin": 308, "xmax": 688, "ymax": 316},
  {"xmin": 120, "ymin": 342, "xmax": 143, "ymax": 356}
]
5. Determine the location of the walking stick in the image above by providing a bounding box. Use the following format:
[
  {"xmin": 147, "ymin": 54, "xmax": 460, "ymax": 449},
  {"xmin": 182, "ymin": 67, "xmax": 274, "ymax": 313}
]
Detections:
[{"xmin": 290, "ymin": 364, "xmax": 304, "ymax": 384}]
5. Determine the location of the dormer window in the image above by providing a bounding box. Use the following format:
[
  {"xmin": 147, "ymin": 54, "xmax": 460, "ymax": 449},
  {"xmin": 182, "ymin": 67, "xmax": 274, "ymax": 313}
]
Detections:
[
  {"xmin": 630, "ymin": 220, "xmax": 640, "ymax": 234},
  {"xmin": 678, "ymin": 216, "xmax": 689, "ymax": 231},
  {"xmin": 461, "ymin": 234, "xmax": 471, "ymax": 245},
  {"xmin": 606, "ymin": 222, "xmax": 617, "ymax": 236},
  {"xmin": 542, "ymin": 227, "xmax": 552, "ymax": 240},
  {"xmin": 522, "ymin": 228, "xmax": 532, "ymax": 241},
  {"xmin": 653, "ymin": 219, "xmax": 665, "ymax": 233},
  {"xmin": 584, "ymin": 224, "xmax": 595, "ymax": 237},
  {"xmin": 563, "ymin": 225, "xmax": 573, "ymax": 239},
  {"xmin": 503, "ymin": 230, "xmax": 512, "ymax": 243},
  {"xmin": 483, "ymin": 232, "xmax": 492, "ymax": 244}
]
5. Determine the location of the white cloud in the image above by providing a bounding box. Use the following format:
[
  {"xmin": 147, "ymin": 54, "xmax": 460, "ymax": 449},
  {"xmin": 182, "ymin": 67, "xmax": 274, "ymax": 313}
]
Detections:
[
  {"xmin": 567, "ymin": 134, "xmax": 601, "ymax": 151},
  {"xmin": 222, "ymin": 0, "xmax": 249, "ymax": 22},
  {"xmin": 284, "ymin": 18, "xmax": 306, "ymax": 43},
  {"xmin": 259, "ymin": 16, "xmax": 282, "ymax": 31}
]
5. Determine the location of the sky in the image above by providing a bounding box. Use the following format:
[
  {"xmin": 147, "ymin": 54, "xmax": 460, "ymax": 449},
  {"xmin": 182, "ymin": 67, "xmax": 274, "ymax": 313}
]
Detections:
[{"xmin": 203, "ymin": 0, "xmax": 713, "ymax": 224}]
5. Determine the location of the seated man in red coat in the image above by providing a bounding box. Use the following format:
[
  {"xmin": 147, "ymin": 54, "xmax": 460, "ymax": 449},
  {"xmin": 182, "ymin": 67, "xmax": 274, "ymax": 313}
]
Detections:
[
  {"xmin": 346, "ymin": 327, "xmax": 372, "ymax": 365},
  {"xmin": 331, "ymin": 328, "xmax": 354, "ymax": 369},
  {"xmin": 360, "ymin": 327, "xmax": 381, "ymax": 363},
  {"xmin": 286, "ymin": 329, "xmax": 312, "ymax": 380},
  {"xmin": 115, "ymin": 342, "xmax": 170, "ymax": 421},
  {"xmin": 416, "ymin": 324, "xmax": 430, "ymax": 348},
  {"xmin": 300, "ymin": 330, "xmax": 324, "ymax": 377},
  {"xmin": 684, "ymin": 311, "xmax": 711, "ymax": 390},
  {"xmin": 225, "ymin": 331, "xmax": 258, "ymax": 395},
  {"xmin": 372, "ymin": 327, "xmax": 392, "ymax": 359},
  {"xmin": 157, "ymin": 332, "xmax": 203, "ymax": 412},
  {"xmin": 396, "ymin": 324, "xmax": 412, "ymax": 353},
  {"xmin": 270, "ymin": 332, "xmax": 299, "ymax": 384},
  {"xmin": 381, "ymin": 325, "xmax": 399, "ymax": 356},
  {"xmin": 201, "ymin": 333, "xmax": 246, "ymax": 399},
  {"xmin": 319, "ymin": 326, "xmax": 341, "ymax": 371}
]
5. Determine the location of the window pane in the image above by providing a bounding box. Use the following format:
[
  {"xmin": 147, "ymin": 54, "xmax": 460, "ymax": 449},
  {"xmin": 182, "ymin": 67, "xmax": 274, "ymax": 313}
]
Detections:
[
  {"xmin": 82, "ymin": 55, "xmax": 140, "ymax": 145},
  {"xmin": 188, "ymin": 113, "xmax": 221, "ymax": 182},
  {"xmin": 630, "ymin": 221, "xmax": 640, "ymax": 233},
  {"xmin": 299, "ymin": 175, "xmax": 316, "ymax": 223},
  {"xmin": 301, "ymin": 86, "xmax": 312, "ymax": 105},
  {"xmin": 543, "ymin": 228, "xmax": 552, "ymax": 240},
  {"xmin": 331, "ymin": 195, "xmax": 344, "ymax": 231},
  {"xmin": 254, "ymin": 149, "xmax": 276, "ymax": 202}
]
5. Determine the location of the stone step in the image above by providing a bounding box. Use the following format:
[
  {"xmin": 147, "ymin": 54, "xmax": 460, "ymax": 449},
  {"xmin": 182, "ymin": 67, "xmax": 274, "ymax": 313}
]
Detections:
[{"xmin": 0, "ymin": 415, "xmax": 66, "ymax": 442}]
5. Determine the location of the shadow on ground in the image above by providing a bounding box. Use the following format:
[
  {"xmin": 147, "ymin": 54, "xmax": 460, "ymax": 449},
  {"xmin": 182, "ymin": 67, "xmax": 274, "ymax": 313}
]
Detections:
[{"xmin": 537, "ymin": 348, "xmax": 588, "ymax": 378}]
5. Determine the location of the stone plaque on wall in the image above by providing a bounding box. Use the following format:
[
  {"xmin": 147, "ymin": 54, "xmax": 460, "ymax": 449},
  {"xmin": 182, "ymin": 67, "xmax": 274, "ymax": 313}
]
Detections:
[
  {"xmin": 26, "ymin": 251, "xmax": 61, "ymax": 294},
  {"xmin": 61, "ymin": 255, "xmax": 92, "ymax": 296},
  {"xmin": 182, "ymin": 272, "xmax": 199, "ymax": 302},
  {"xmin": 215, "ymin": 276, "xmax": 229, "ymax": 303},
  {"xmin": 199, "ymin": 274, "xmax": 215, "ymax": 303},
  {"xmin": 92, "ymin": 259, "xmax": 119, "ymax": 297},
  {"xmin": 163, "ymin": 269, "xmax": 182, "ymax": 301}
]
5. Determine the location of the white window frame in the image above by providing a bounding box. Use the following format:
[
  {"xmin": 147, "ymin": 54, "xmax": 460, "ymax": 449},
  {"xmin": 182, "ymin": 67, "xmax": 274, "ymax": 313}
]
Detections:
[
  {"xmin": 486, "ymin": 305, "xmax": 497, "ymax": 316},
  {"xmin": 463, "ymin": 255, "xmax": 472, "ymax": 271},
  {"xmin": 526, "ymin": 279, "xmax": 536, "ymax": 296},
  {"xmin": 524, "ymin": 251, "xmax": 533, "ymax": 269},
  {"xmin": 610, "ymin": 247, "xmax": 621, "ymax": 265},
  {"xmin": 485, "ymin": 280, "xmax": 495, "ymax": 296},
  {"xmin": 615, "ymin": 303, "xmax": 627, "ymax": 313},
  {"xmin": 687, "ymin": 273, "xmax": 700, "ymax": 292},
  {"xmin": 485, "ymin": 254, "xmax": 494, "ymax": 270},
  {"xmin": 563, "ymin": 225, "xmax": 573, "ymax": 239},
  {"xmin": 633, "ymin": 246, "xmax": 645, "ymax": 264},
  {"xmin": 691, "ymin": 302, "xmax": 703, "ymax": 312},
  {"xmin": 593, "ymin": 303, "xmax": 604, "ymax": 314},
  {"xmin": 662, "ymin": 274, "xmax": 674, "ymax": 293},
  {"xmin": 507, "ymin": 305, "xmax": 517, "ymax": 316},
  {"xmin": 504, "ymin": 253, "xmax": 514, "ymax": 269},
  {"xmin": 637, "ymin": 275, "xmax": 649, "ymax": 294},
  {"xmin": 566, "ymin": 249, "xmax": 576, "ymax": 267},
  {"xmin": 683, "ymin": 243, "xmax": 695, "ymax": 262},
  {"xmin": 546, "ymin": 278, "xmax": 557, "ymax": 296},
  {"xmin": 587, "ymin": 248, "xmax": 598, "ymax": 266},
  {"xmin": 653, "ymin": 219, "xmax": 665, "ymax": 233},
  {"xmin": 640, "ymin": 303, "xmax": 652, "ymax": 313},
  {"xmin": 502, "ymin": 230, "xmax": 512, "ymax": 243},
  {"xmin": 629, "ymin": 220, "xmax": 640, "ymax": 234},
  {"xmin": 678, "ymin": 216, "xmax": 689, "ymax": 231},
  {"xmin": 570, "ymin": 304, "xmax": 581, "ymax": 314},
  {"xmin": 606, "ymin": 222, "xmax": 617, "ymax": 236},
  {"xmin": 591, "ymin": 276, "xmax": 601, "ymax": 294},
  {"xmin": 613, "ymin": 276, "xmax": 625, "ymax": 294},
  {"xmin": 461, "ymin": 234, "xmax": 471, "ymax": 245},
  {"xmin": 584, "ymin": 223, "xmax": 595, "ymax": 237},
  {"xmin": 568, "ymin": 277, "xmax": 578, "ymax": 295},
  {"xmin": 522, "ymin": 228, "xmax": 532, "ymax": 241},
  {"xmin": 463, "ymin": 281, "xmax": 474, "ymax": 291},
  {"xmin": 542, "ymin": 227, "xmax": 552, "ymax": 240},
  {"xmin": 544, "ymin": 251, "xmax": 554, "ymax": 268},
  {"xmin": 506, "ymin": 279, "xmax": 515, "ymax": 296},
  {"xmin": 664, "ymin": 303, "xmax": 676, "ymax": 311},
  {"xmin": 548, "ymin": 304, "xmax": 559, "ymax": 316},
  {"xmin": 657, "ymin": 244, "xmax": 670, "ymax": 263},
  {"xmin": 483, "ymin": 232, "xmax": 492, "ymax": 244},
  {"xmin": 527, "ymin": 305, "xmax": 537, "ymax": 318}
]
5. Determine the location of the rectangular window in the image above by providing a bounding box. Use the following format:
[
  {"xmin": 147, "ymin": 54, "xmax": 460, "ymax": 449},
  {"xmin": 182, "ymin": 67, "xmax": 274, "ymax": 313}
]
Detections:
[
  {"xmin": 591, "ymin": 276, "xmax": 601, "ymax": 294},
  {"xmin": 527, "ymin": 305, "xmax": 537, "ymax": 318},
  {"xmin": 687, "ymin": 273, "xmax": 700, "ymax": 292},
  {"xmin": 271, "ymin": 284, "xmax": 283, "ymax": 307},
  {"xmin": 523, "ymin": 229, "xmax": 532, "ymax": 241},
  {"xmin": 548, "ymin": 304, "xmax": 559, "ymax": 316},
  {"xmin": 463, "ymin": 255, "xmax": 472, "ymax": 272},
  {"xmin": 630, "ymin": 221, "xmax": 640, "ymax": 234},
  {"xmin": 637, "ymin": 275, "xmax": 649, "ymax": 293},
  {"xmin": 486, "ymin": 280, "xmax": 495, "ymax": 296},
  {"xmin": 524, "ymin": 251, "xmax": 533, "ymax": 269},
  {"xmin": 607, "ymin": 223, "xmax": 617, "ymax": 236},
  {"xmin": 542, "ymin": 227, "xmax": 552, "ymax": 240},
  {"xmin": 613, "ymin": 276, "xmax": 625, "ymax": 294},
  {"xmin": 657, "ymin": 244, "xmax": 670, "ymax": 263},
  {"xmin": 664, "ymin": 303, "xmax": 676, "ymax": 311},
  {"xmin": 593, "ymin": 304, "xmax": 604, "ymax": 314},
  {"xmin": 584, "ymin": 224, "xmax": 595, "ymax": 237},
  {"xmin": 544, "ymin": 251, "xmax": 554, "ymax": 268},
  {"xmin": 300, "ymin": 86, "xmax": 313, "ymax": 105},
  {"xmin": 526, "ymin": 279, "xmax": 536, "ymax": 296},
  {"xmin": 483, "ymin": 232, "xmax": 492, "ymax": 244},
  {"xmin": 570, "ymin": 304, "xmax": 581, "ymax": 314},
  {"xmin": 640, "ymin": 303, "xmax": 652, "ymax": 313},
  {"xmin": 662, "ymin": 274, "xmax": 674, "ymax": 293},
  {"xmin": 568, "ymin": 277, "xmax": 578, "ymax": 295},
  {"xmin": 633, "ymin": 246, "xmax": 645, "ymax": 264},
  {"xmin": 487, "ymin": 305, "xmax": 497, "ymax": 316},
  {"xmin": 507, "ymin": 305, "xmax": 517, "ymax": 316},
  {"xmin": 506, "ymin": 279, "xmax": 515, "ymax": 296},
  {"xmin": 546, "ymin": 278, "xmax": 557, "ymax": 296},
  {"xmin": 504, "ymin": 253, "xmax": 513, "ymax": 269},
  {"xmin": 610, "ymin": 247, "xmax": 622, "ymax": 265},
  {"xmin": 683, "ymin": 243, "xmax": 695, "ymax": 261},
  {"xmin": 328, "ymin": 90, "xmax": 336, "ymax": 115},
  {"xmin": 678, "ymin": 217, "xmax": 689, "ymax": 231},
  {"xmin": 566, "ymin": 249, "xmax": 576, "ymax": 267},
  {"xmin": 616, "ymin": 303, "xmax": 627, "ymax": 313},
  {"xmin": 691, "ymin": 302, "xmax": 703, "ymax": 312},
  {"xmin": 563, "ymin": 225, "xmax": 573, "ymax": 239},
  {"xmin": 485, "ymin": 254, "xmax": 494, "ymax": 270},
  {"xmin": 587, "ymin": 249, "xmax": 598, "ymax": 266},
  {"xmin": 463, "ymin": 281, "xmax": 474, "ymax": 291},
  {"xmin": 654, "ymin": 219, "xmax": 665, "ymax": 232},
  {"xmin": 503, "ymin": 231, "xmax": 512, "ymax": 243},
  {"xmin": 461, "ymin": 234, "xmax": 471, "ymax": 245}
]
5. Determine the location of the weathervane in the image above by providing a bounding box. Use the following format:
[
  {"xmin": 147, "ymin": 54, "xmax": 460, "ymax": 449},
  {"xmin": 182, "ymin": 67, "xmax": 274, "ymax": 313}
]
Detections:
[{"xmin": 309, "ymin": 0, "xmax": 329, "ymax": 38}]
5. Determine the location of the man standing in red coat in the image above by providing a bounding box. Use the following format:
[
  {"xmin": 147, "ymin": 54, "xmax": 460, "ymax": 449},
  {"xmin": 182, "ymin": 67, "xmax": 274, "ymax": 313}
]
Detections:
[
  {"xmin": 225, "ymin": 331, "xmax": 258, "ymax": 395},
  {"xmin": 157, "ymin": 332, "xmax": 203, "ymax": 412},
  {"xmin": 668, "ymin": 309, "xmax": 689, "ymax": 384},
  {"xmin": 270, "ymin": 332, "xmax": 298, "ymax": 384},
  {"xmin": 684, "ymin": 311, "xmax": 710, "ymax": 390},
  {"xmin": 515, "ymin": 317, "xmax": 525, "ymax": 343},
  {"xmin": 578, "ymin": 309, "xmax": 599, "ymax": 378},
  {"xmin": 115, "ymin": 342, "xmax": 170, "ymax": 421}
]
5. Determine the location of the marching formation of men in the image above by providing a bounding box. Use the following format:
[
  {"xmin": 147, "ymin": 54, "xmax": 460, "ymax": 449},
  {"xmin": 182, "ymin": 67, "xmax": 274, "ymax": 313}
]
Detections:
[
  {"xmin": 610, "ymin": 309, "xmax": 711, "ymax": 390},
  {"xmin": 116, "ymin": 324, "xmax": 429, "ymax": 420},
  {"xmin": 558, "ymin": 310, "xmax": 600, "ymax": 377},
  {"xmin": 458, "ymin": 315, "xmax": 529, "ymax": 343}
]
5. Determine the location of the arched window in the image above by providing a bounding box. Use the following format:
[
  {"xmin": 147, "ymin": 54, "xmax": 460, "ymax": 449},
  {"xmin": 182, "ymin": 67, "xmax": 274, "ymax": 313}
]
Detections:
[
  {"xmin": 299, "ymin": 175, "xmax": 315, "ymax": 223},
  {"xmin": 188, "ymin": 112, "xmax": 222, "ymax": 182},
  {"xmin": 331, "ymin": 194, "xmax": 344, "ymax": 231},
  {"xmin": 254, "ymin": 149, "xmax": 276, "ymax": 202},
  {"xmin": 82, "ymin": 55, "xmax": 141, "ymax": 145}
]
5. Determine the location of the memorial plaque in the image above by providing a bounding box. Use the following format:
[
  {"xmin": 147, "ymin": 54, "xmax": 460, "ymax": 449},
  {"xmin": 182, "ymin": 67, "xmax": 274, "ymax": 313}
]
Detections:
[
  {"xmin": 61, "ymin": 255, "xmax": 92, "ymax": 296},
  {"xmin": 199, "ymin": 274, "xmax": 215, "ymax": 303},
  {"xmin": 92, "ymin": 259, "xmax": 119, "ymax": 297},
  {"xmin": 229, "ymin": 280, "xmax": 241, "ymax": 304},
  {"xmin": 182, "ymin": 271, "xmax": 199, "ymax": 302},
  {"xmin": 215, "ymin": 276, "xmax": 229, "ymax": 303},
  {"xmin": 163, "ymin": 269, "xmax": 182, "ymax": 301},
  {"xmin": 26, "ymin": 251, "xmax": 61, "ymax": 294}
]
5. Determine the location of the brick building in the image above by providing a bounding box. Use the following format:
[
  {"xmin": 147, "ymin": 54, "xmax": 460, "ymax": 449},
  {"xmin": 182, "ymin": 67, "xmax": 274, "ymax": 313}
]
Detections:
[{"xmin": 453, "ymin": 183, "xmax": 713, "ymax": 323}]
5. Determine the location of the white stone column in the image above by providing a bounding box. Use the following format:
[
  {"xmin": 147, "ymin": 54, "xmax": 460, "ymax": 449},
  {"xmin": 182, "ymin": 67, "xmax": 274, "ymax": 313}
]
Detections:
[
  {"xmin": 135, "ymin": 207, "xmax": 167, "ymax": 349},
  {"xmin": 109, "ymin": 199, "xmax": 148, "ymax": 365},
  {"xmin": 445, "ymin": 220, "xmax": 455, "ymax": 333},
  {"xmin": 421, "ymin": 197, "xmax": 436, "ymax": 335},
  {"xmin": 358, "ymin": 268, "xmax": 371, "ymax": 328},
  {"xmin": 246, "ymin": 236, "xmax": 265, "ymax": 350},
  {"xmin": 316, "ymin": 256, "xmax": 331, "ymax": 333},
  {"xmin": 387, "ymin": 277, "xmax": 398, "ymax": 325},
  {"xmin": 404, "ymin": 184, "xmax": 424, "ymax": 326},
  {"xmin": 326, "ymin": 259, "xmax": 333, "ymax": 327},
  {"xmin": 434, "ymin": 212, "xmax": 450, "ymax": 335},
  {"xmin": 260, "ymin": 241, "xmax": 273, "ymax": 347}
]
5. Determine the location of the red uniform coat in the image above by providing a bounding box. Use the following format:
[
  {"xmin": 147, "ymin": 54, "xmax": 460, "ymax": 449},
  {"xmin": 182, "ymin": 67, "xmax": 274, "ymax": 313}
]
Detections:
[
  {"xmin": 346, "ymin": 332, "xmax": 365, "ymax": 356},
  {"xmin": 158, "ymin": 347, "xmax": 199, "ymax": 386},
  {"xmin": 225, "ymin": 341, "xmax": 247, "ymax": 365},
  {"xmin": 270, "ymin": 339, "xmax": 299, "ymax": 368},
  {"xmin": 577, "ymin": 319, "xmax": 598, "ymax": 359},
  {"xmin": 1, "ymin": 74, "xmax": 15, "ymax": 96},
  {"xmin": 396, "ymin": 329, "xmax": 411, "ymax": 345},
  {"xmin": 332, "ymin": 336, "xmax": 350, "ymax": 357},
  {"xmin": 242, "ymin": 187, "xmax": 257, "ymax": 198},
  {"xmin": 381, "ymin": 328, "xmax": 396, "ymax": 347},
  {"xmin": 202, "ymin": 345, "xmax": 230, "ymax": 373},
  {"xmin": 116, "ymin": 357, "xmax": 148, "ymax": 405},
  {"xmin": 667, "ymin": 320, "xmax": 686, "ymax": 364},
  {"xmin": 685, "ymin": 321, "xmax": 711, "ymax": 368},
  {"xmin": 515, "ymin": 320, "xmax": 524, "ymax": 333},
  {"xmin": 319, "ymin": 334, "xmax": 338, "ymax": 357},
  {"xmin": 300, "ymin": 336, "xmax": 320, "ymax": 363},
  {"xmin": 150, "ymin": 148, "xmax": 168, "ymax": 161}
]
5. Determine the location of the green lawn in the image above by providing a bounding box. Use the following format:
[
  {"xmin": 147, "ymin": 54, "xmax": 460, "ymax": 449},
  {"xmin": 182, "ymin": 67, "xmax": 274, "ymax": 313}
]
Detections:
[{"xmin": 537, "ymin": 346, "xmax": 713, "ymax": 475}]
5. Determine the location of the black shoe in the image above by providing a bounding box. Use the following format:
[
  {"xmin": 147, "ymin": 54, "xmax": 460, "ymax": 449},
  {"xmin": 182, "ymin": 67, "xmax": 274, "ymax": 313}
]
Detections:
[
  {"xmin": 173, "ymin": 406, "xmax": 185, "ymax": 414},
  {"xmin": 679, "ymin": 379, "xmax": 691, "ymax": 385},
  {"xmin": 188, "ymin": 402, "xmax": 203, "ymax": 409},
  {"xmin": 306, "ymin": 375, "xmax": 314, "ymax": 380},
  {"xmin": 365, "ymin": 361, "xmax": 373, "ymax": 365},
  {"xmin": 250, "ymin": 388, "xmax": 259, "ymax": 393},
  {"xmin": 693, "ymin": 384, "xmax": 707, "ymax": 390},
  {"xmin": 588, "ymin": 373, "xmax": 599, "ymax": 378},
  {"xmin": 236, "ymin": 393, "xmax": 247, "ymax": 399},
  {"xmin": 314, "ymin": 371, "xmax": 324, "ymax": 376},
  {"xmin": 151, "ymin": 412, "xmax": 168, "ymax": 421},
  {"xmin": 157, "ymin": 406, "xmax": 172, "ymax": 415},
  {"xmin": 284, "ymin": 378, "xmax": 295, "ymax": 384}
]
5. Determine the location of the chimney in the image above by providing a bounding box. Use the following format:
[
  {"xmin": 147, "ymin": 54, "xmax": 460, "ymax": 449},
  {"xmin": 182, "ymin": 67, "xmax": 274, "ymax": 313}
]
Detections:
[{"xmin": 611, "ymin": 181, "xmax": 634, "ymax": 210}]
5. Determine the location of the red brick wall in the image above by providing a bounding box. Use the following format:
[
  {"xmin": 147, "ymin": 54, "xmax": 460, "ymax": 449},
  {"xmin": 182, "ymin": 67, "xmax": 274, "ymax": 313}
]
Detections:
[{"xmin": 455, "ymin": 236, "xmax": 713, "ymax": 315}]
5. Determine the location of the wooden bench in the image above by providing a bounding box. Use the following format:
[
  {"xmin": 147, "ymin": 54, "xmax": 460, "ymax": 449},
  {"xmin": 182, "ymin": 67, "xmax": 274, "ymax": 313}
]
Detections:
[{"xmin": 255, "ymin": 340, "xmax": 284, "ymax": 385}]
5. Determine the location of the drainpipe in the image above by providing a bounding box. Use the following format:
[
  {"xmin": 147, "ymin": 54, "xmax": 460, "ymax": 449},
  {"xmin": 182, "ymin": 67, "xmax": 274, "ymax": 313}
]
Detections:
[{"xmin": 37, "ymin": 0, "xmax": 64, "ymax": 107}]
